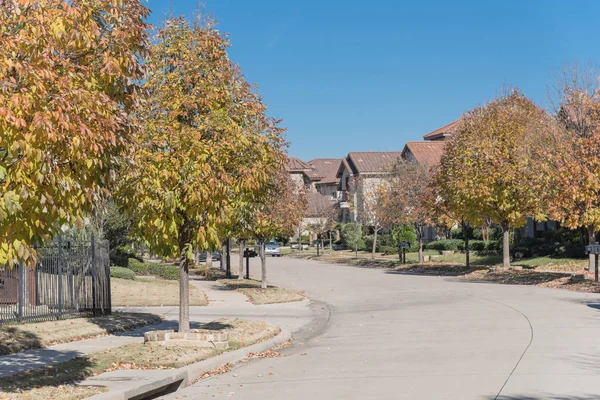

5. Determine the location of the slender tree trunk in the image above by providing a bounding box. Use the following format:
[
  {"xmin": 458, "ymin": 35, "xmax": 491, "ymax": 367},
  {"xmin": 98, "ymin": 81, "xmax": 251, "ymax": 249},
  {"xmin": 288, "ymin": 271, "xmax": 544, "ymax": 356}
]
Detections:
[
  {"xmin": 329, "ymin": 231, "xmax": 333, "ymax": 255},
  {"xmin": 238, "ymin": 239, "xmax": 245, "ymax": 279},
  {"xmin": 462, "ymin": 221, "xmax": 470, "ymax": 268},
  {"xmin": 371, "ymin": 228, "xmax": 378, "ymax": 259},
  {"xmin": 397, "ymin": 225, "xmax": 402, "ymax": 261},
  {"xmin": 178, "ymin": 225, "xmax": 190, "ymax": 333},
  {"xmin": 260, "ymin": 241, "xmax": 267, "ymax": 289},
  {"xmin": 502, "ymin": 222, "xmax": 510, "ymax": 268},
  {"xmin": 220, "ymin": 242, "xmax": 226, "ymax": 271},
  {"xmin": 206, "ymin": 249, "xmax": 212, "ymax": 268},
  {"xmin": 316, "ymin": 235, "xmax": 320, "ymax": 256},
  {"xmin": 298, "ymin": 226, "xmax": 302, "ymax": 251},
  {"xmin": 417, "ymin": 227, "xmax": 424, "ymax": 263},
  {"xmin": 588, "ymin": 226, "xmax": 596, "ymax": 271}
]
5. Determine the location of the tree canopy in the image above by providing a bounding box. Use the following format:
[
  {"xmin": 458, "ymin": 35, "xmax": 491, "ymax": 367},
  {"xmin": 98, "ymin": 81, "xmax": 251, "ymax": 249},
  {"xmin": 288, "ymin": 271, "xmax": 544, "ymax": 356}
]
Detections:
[
  {"xmin": 0, "ymin": 0, "xmax": 149, "ymax": 265},
  {"xmin": 120, "ymin": 17, "xmax": 286, "ymax": 329}
]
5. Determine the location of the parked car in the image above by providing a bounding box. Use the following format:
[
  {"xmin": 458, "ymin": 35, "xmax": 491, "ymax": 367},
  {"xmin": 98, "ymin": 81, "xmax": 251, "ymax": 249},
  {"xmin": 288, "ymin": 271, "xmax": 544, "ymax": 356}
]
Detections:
[
  {"xmin": 198, "ymin": 251, "xmax": 221, "ymax": 262},
  {"xmin": 264, "ymin": 241, "xmax": 281, "ymax": 257}
]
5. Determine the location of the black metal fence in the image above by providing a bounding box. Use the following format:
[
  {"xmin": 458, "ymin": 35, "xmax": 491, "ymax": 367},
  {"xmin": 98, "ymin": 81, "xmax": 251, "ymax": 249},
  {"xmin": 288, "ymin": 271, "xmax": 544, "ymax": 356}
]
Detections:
[{"xmin": 0, "ymin": 235, "xmax": 111, "ymax": 324}]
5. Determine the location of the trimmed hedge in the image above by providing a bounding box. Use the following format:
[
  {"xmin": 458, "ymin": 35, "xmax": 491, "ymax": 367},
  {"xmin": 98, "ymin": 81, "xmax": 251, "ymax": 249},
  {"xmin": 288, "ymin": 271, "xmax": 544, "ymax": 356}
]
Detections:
[
  {"xmin": 113, "ymin": 257, "xmax": 180, "ymax": 280},
  {"xmin": 425, "ymin": 239, "xmax": 463, "ymax": 251},
  {"xmin": 460, "ymin": 240, "xmax": 498, "ymax": 253},
  {"xmin": 110, "ymin": 267, "xmax": 136, "ymax": 280}
]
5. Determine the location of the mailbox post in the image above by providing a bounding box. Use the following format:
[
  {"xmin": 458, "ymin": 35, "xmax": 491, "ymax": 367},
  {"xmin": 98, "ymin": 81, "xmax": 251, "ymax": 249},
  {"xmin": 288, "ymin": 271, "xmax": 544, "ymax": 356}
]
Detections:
[
  {"xmin": 585, "ymin": 243, "xmax": 600, "ymax": 282},
  {"xmin": 244, "ymin": 249, "xmax": 250, "ymax": 280},
  {"xmin": 399, "ymin": 242, "xmax": 410, "ymax": 264}
]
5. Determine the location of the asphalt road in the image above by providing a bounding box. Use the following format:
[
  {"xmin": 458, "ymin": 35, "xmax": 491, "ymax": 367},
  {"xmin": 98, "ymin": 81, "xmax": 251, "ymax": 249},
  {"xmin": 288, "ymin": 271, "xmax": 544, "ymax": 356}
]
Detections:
[{"xmin": 163, "ymin": 255, "xmax": 600, "ymax": 400}]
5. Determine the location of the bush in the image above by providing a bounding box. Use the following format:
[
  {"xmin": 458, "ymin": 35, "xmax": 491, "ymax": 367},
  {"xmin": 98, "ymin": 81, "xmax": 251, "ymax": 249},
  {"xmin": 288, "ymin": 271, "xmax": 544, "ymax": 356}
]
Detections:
[
  {"xmin": 425, "ymin": 239, "xmax": 463, "ymax": 251},
  {"xmin": 450, "ymin": 228, "xmax": 463, "ymax": 239},
  {"xmin": 341, "ymin": 223, "xmax": 365, "ymax": 250},
  {"xmin": 149, "ymin": 263, "xmax": 180, "ymax": 280},
  {"xmin": 110, "ymin": 266, "xmax": 136, "ymax": 280},
  {"xmin": 128, "ymin": 258, "xmax": 149, "ymax": 274},
  {"xmin": 115, "ymin": 257, "xmax": 179, "ymax": 280}
]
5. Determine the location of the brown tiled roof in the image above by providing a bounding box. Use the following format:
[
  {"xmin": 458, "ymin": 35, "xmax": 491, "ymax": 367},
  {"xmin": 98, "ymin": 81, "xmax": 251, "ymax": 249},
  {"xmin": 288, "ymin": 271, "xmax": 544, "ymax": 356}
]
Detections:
[
  {"xmin": 308, "ymin": 158, "xmax": 342, "ymax": 184},
  {"xmin": 402, "ymin": 141, "xmax": 446, "ymax": 166},
  {"xmin": 287, "ymin": 156, "xmax": 314, "ymax": 172},
  {"xmin": 423, "ymin": 119, "xmax": 461, "ymax": 141},
  {"xmin": 346, "ymin": 152, "xmax": 403, "ymax": 175}
]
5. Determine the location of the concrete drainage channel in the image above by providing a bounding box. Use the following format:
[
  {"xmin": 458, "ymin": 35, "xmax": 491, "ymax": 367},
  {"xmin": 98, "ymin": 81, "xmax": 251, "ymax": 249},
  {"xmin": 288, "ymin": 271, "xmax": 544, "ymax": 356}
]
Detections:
[{"xmin": 83, "ymin": 329, "xmax": 293, "ymax": 400}]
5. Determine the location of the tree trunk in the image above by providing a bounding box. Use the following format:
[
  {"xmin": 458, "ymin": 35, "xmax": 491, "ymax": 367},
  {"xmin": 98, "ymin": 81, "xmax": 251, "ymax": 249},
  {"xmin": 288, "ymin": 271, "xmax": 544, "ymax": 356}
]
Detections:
[
  {"xmin": 178, "ymin": 226, "xmax": 190, "ymax": 333},
  {"xmin": 238, "ymin": 239, "xmax": 245, "ymax": 279},
  {"xmin": 298, "ymin": 226, "xmax": 302, "ymax": 251},
  {"xmin": 417, "ymin": 229, "xmax": 424, "ymax": 263},
  {"xmin": 260, "ymin": 241, "xmax": 267, "ymax": 289},
  {"xmin": 316, "ymin": 236, "xmax": 320, "ymax": 256},
  {"xmin": 206, "ymin": 249, "xmax": 212, "ymax": 268},
  {"xmin": 371, "ymin": 229, "xmax": 378, "ymax": 259},
  {"xmin": 502, "ymin": 222, "xmax": 510, "ymax": 268},
  {"xmin": 462, "ymin": 221, "xmax": 470, "ymax": 268},
  {"xmin": 220, "ymin": 242, "xmax": 226, "ymax": 271},
  {"xmin": 588, "ymin": 226, "xmax": 596, "ymax": 271},
  {"xmin": 329, "ymin": 231, "xmax": 333, "ymax": 255}
]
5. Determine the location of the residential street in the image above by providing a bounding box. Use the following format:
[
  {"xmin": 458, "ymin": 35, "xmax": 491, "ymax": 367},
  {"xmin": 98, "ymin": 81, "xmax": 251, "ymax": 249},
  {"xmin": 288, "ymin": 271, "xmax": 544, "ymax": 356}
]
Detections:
[{"xmin": 163, "ymin": 255, "xmax": 600, "ymax": 400}]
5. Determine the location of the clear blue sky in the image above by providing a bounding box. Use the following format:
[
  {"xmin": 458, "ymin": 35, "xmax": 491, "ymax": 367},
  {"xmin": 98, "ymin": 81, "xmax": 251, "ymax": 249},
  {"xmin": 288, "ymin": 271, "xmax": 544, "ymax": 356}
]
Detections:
[{"xmin": 147, "ymin": 0, "xmax": 600, "ymax": 160}]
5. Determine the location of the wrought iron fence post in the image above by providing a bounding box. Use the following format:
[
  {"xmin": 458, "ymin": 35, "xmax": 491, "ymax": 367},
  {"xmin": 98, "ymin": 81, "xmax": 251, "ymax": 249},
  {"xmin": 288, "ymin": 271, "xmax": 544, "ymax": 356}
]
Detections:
[
  {"xmin": 57, "ymin": 235, "xmax": 63, "ymax": 319},
  {"xmin": 106, "ymin": 241, "xmax": 111, "ymax": 315},
  {"xmin": 17, "ymin": 260, "xmax": 24, "ymax": 323},
  {"xmin": 91, "ymin": 234, "xmax": 97, "ymax": 317}
]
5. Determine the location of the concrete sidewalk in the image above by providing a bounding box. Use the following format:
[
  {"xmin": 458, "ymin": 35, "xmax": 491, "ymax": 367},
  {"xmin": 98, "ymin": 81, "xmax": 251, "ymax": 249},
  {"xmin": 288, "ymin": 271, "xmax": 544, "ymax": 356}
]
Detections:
[
  {"xmin": 189, "ymin": 278, "xmax": 250, "ymax": 307},
  {"xmin": 0, "ymin": 299, "xmax": 313, "ymax": 378}
]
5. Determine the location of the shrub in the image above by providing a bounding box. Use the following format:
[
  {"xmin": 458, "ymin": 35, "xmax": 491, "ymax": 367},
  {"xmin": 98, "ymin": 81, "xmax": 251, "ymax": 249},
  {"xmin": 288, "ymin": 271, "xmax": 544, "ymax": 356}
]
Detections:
[
  {"xmin": 127, "ymin": 258, "xmax": 150, "ymax": 275},
  {"xmin": 472, "ymin": 228, "xmax": 484, "ymax": 240},
  {"xmin": 341, "ymin": 223, "xmax": 365, "ymax": 250},
  {"xmin": 397, "ymin": 225, "xmax": 417, "ymax": 247},
  {"xmin": 110, "ymin": 267, "xmax": 136, "ymax": 280},
  {"xmin": 148, "ymin": 263, "xmax": 180, "ymax": 280},
  {"xmin": 425, "ymin": 239, "xmax": 463, "ymax": 251}
]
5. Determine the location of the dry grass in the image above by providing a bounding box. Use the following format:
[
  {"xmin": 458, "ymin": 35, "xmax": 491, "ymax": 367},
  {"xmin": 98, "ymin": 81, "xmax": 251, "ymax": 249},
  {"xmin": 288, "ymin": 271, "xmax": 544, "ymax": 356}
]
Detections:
[
  {"xmin": 461, "ymin": 268, "xmax": 570, "ymax": 285},
  {"xmin": 393, "ymin": 263, "xmax": 486, "ymax": 276},
  {"xmin": 111, "ymin": 278, "xmax": 208, "ymax": 307},
  {"xmin": 0, "ymin": 312, "xmax": 161, "ymax": 356},
  {"xmin": 218, "ymin": 279, "xmax": 305, "ymax": 304},
  {"xmin": 0, "ymin": 318, "xmax": 279, "ymax": 400}
]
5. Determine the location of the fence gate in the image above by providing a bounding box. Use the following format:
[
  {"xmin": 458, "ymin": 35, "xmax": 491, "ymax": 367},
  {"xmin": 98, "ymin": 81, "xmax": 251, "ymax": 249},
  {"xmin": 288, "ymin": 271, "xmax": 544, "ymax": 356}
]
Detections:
[{"xmin": 0, "ymin": 235, "xmax": 111, "ymax": 324}]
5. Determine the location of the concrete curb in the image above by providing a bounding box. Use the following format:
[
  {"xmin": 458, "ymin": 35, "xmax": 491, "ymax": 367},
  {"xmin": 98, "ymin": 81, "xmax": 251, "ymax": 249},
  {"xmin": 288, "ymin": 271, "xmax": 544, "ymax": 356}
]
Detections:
[{"xmin": 84, "ymin": 328, "xmax": 292, "ymax": 400}]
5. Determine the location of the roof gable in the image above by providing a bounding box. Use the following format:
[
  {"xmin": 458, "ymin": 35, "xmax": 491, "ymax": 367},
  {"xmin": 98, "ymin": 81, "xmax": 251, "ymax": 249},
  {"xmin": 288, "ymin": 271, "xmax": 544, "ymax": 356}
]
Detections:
[
  {"xmin": 423, "ymin": 119, "xmax": 461, "ymax": 141},
  {"xmin": 308, "ymin": 158, "xmax": 342, "ymax": 184},
  {"xmin": 346, "ymin": 152, "xmax": 403, "ymax": 174},
  {"xmin": 402, "ymin": 141, "xmax": 445, "ymax": 166}
]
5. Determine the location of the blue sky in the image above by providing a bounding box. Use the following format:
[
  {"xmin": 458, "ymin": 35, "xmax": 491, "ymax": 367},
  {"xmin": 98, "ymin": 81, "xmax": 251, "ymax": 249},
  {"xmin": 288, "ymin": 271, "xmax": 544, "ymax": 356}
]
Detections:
[{"xmin": 147, "ymin": 0, "xmax": 600, "ymax": 160}]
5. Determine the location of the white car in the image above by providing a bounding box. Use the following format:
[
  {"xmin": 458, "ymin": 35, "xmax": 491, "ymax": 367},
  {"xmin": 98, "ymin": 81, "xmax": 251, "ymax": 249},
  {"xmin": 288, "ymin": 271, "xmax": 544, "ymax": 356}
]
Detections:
[{"xmin": 264, "ymin": 241, "xmax": 281, "ymax": 257}]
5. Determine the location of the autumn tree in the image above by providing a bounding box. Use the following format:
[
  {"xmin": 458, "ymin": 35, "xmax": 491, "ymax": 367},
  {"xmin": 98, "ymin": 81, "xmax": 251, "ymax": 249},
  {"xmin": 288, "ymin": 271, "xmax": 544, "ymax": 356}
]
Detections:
[
  {"xmin": 429, "ymin": 155, "xmax": 481, "ymax": 268},
  {"xmin": 545, "ymin": 63, "xmax": 600, "ymax": 269},
  {"xmin": 0, "ymin": 0, "xmax": 149, "ymax": 265},
  {"xmin": 381, "ymin": 160, "xmax": 432, "ymax": 263},
  {"xmin": 248, "ymin": 170, "xmax": 305, "ymax": 288},
  {"xmin": 440, "ymin": 90, "xmax": 552, "ymax": 268},
  {"xmin": 305, "ymin": 193, "xmax": 338, "ymax": 256},
  {"xmin": 121, "ymin": 17, "xmax": 285, "ymax": 331},
  {"xmin": 356, "ymin": 179, "xmax": 388, "ymax": 259}
]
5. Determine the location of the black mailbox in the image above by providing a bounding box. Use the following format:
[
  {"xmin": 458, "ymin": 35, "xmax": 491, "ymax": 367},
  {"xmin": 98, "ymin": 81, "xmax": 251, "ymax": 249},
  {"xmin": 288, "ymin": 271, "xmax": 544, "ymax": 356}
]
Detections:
[{"xmin": 585, "ymin": 243, "xmax": 600, "ymax": 282}]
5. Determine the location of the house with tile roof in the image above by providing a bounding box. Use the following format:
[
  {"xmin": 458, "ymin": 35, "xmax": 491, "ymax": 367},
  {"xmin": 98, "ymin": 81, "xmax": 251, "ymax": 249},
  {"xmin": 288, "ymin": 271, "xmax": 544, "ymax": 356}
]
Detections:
[
  {"xmin": 336, "ymin": 152, "xmax": 403, "ymax": 223},
  {"xmin": 308, "ymin": 158, "xmax": 343, "ymax": 200},
  {"xmin": 286, "ymin": 156, "xmax": 316, "ymax": 191}
]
